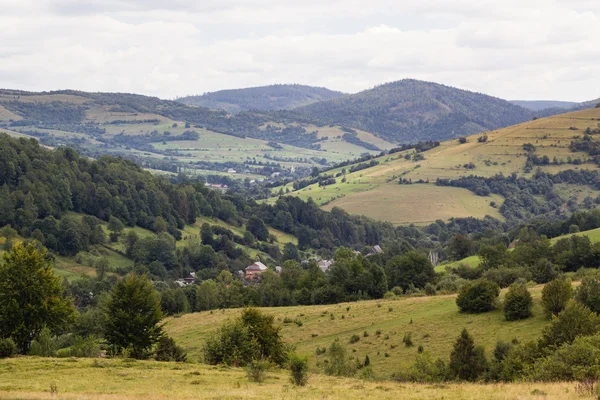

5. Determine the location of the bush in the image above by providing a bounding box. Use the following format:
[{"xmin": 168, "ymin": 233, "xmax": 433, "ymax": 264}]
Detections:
[
  {"xmin": 456, "ymin": 279, "xmax": 500, "ymax": 313},
  {"xmin": 493, "ymin": 340, "xmax": 512, "ymax": 362},
  {"xmin": 349, "ymin": 334, "xmax": 360, "ymax": 344},
  {"xmin": 482, "ymin": 267, "xmax": 531, "ymax": 288},
  {"xmin": 458, "ymin": 137, "xmax": 468, "ymax": 144},
  {"xmin": 449, "ymin": 328, "xmax": 487, "ymax": 381},
  {"xmin": 530, "ymin": 259, "xmax": 559, "ymax": 284},
  {"xmin": 28, "ymin": 327, "xmax": 57, "ymax": 357},
  {"xmin": 323, "ymin": 341, "xmax": 356, "ymax": 377},
  {"xmin": 575, "ymin": 276, "xmax": 600, "ymax": 314},
  {"xmin": 289, "ymin": 353, "xmax": 309, "ymax": 386},
  {"xmin": 531, "ymin": 332, "xmax": 600, "ymax": 381},
  {"xmin": 204, "ymin": 308, "xmax": 286, "ymax": 367},
  {"xmin": 0, "ymin": 338, "xmax": 16, "ymax": 358},
  {"xmin": 246, "ymin": 358, "xmax": 271, "ymax": 383},
  {"xmin": 540, "ymin": 300, "xmax": 600, "ymax": 349},
  {"xmin": 541, "ymin": 278, "xmax": 573, "ymax": 319},
  {"xmin": 403, "ymin": 333, "xmax": 413, "ymax": 347},
  {"xmin": 424, "ymin": 283, "xmax": 436, "ymax": 296},
  {"xmin": 504, "ymin": 283, "xmax": 533, "ymax": 321},
  {"xmin": 69, "ymin": 335, "xmax": 101, "ymax": 358},
  {"xmin": 155, "ymin": 336, "xmax": 187, "ymax": 362}
]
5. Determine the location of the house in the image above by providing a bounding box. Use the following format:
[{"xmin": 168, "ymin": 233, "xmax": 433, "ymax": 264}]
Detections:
[
  {"xmin": 245, "ymin": 261, "xmax": 268, "ymax": 279},
  {"xmin": 227, "ymin": 168, "xmax": 237, "ymax": 174},
  {"xmin": 184, "ymin": 272, "xmax": 196, "ymax": 285},
  {"xmin": 317, "ymin": 259, "xmax": 333, "ymax": 272},
  {"xmin": 366, "ymin": 245, "xmax": 383, "ymax": 257}
]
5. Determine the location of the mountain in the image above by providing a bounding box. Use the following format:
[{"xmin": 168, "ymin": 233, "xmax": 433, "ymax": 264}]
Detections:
[
  {"xmin": 510, "ymin": 100, "xmax": 578, "ymax": 111},
  {"xmin": 176, "ymin": 84, "xmax": 345, "ymax": 113},
  {"xmin": 278, "ymin": 79, "xmax": 538, "ymax": 143}
]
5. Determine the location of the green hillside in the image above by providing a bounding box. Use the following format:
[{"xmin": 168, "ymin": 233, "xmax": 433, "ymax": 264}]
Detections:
[
  {"xmin": 177, "ymin": 84, "xmax": 345, "ymax": 113},
  {"xmin": 166, "ymin": 284, "xmax": 551, "ymax": 375},
  {"xmin": 272, "ymin": 107, "xmax": 600, "ymax": 225}
]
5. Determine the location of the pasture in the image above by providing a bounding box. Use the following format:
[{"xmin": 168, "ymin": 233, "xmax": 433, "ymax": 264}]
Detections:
[
  {"xmin": 165, "ymin": 285, "xmax": 550, "ymax": 376},
  {"xmin": 0, "ymin": 358, "xmax": 586, "ymax": 400}
]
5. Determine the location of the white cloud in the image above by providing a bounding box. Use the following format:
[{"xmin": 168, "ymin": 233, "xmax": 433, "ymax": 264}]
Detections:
[{"xmin": 0, "ymin": 0, "xmax": 598, "ymax": 101}]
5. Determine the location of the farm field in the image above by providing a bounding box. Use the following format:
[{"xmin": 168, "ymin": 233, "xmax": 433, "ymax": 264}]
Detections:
[
  {"xmin": 322, "ymin": 184, "xmax": 503, "ymax": 225},
  {"xmin": 165, "ymin": 285, "xmax": 551, "ymax": 376},
  {"xmin": 273, "ymin": 107, "xmax": 600, "ymax": 225},
  {"xmin": 0, "ymin": 358, "xmax": 586, "ymax": 400}
]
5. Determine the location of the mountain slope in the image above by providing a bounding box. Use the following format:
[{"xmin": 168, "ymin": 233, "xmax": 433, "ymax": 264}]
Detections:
[
  {"xmin": 271, "ymin": 106, "xmax": 600, "ymax": 225},
  {"xmin": 177, "ymin": 84, "xmax": 345, "ymax": 113},
  {"xmin": 283, "ymin": 79, "xmax": 537, "ymax": 143},
  {"xmin": 510, "ymin": 100, "xmax": 578, "ymax": 111}
]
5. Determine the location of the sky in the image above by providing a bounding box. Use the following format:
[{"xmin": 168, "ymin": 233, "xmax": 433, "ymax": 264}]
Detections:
[{"xmin": 1, "ymin": 0, "xmax": 599, "ymax": 101}]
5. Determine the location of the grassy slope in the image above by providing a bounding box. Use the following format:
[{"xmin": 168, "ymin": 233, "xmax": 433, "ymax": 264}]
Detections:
[
  {"xmin": 272, "ymin": 107, "xmax": 600, "ymax": 225},
  {"xmin": 0, "ymin": 358, "xmax": 583, "ymax": 400},
  {"xmin": 165, "ymin": 285, "xmax": 550, "ymax": 376}
]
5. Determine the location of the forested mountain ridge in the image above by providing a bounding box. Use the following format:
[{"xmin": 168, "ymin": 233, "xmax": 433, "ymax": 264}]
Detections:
[
  {"xmin": 510, "ymin": 100, "xmax": 578, "ymax": 111},
  {"xmin": 278, "ymin": 79, "xmax": 540, "ymax": 143},
  {"xmin": 177, "ymin": 84, "xmax": 345, "ymax": 113}
]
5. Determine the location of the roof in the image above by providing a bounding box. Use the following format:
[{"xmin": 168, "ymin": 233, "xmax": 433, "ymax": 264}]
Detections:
[{"xmin": 246, "ymin": 261, "xmax": 268, "ymax": 271}]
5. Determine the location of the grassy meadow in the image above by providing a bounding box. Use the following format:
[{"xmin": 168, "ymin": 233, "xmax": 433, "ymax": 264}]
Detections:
[
  {"xmin": 273, "ymin": 107, "xmax": 600, "ymax": 225},
  {"xmin": 0, "ymin": 357, "xmax": 587, "ymax": 400},
  {"xmin": 165, "ymin": 285, "xmax": 551, "ymax": 376}
]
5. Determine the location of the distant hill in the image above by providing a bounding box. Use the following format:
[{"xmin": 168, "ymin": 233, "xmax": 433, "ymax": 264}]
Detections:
[
  {"xmin": 177, "ymin": 84, "xmax": 345, "ymax": 113},
  {"xmin": 279, "ymin": 79, "xmax": 541, "ymax": 143},
  {"xmin": 510, "ymin": 100, "xmax": 578, "ymax": 111}
]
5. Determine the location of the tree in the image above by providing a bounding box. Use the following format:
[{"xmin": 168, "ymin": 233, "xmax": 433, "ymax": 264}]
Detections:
[
  {"xmin": 385, "ymin": 251, "xmax": 436, "ymax": 291},
  {"xmin": 246, "ymin": 216, "xmax": 269, "ymax": 242},
  {"xmin": 540, "ymin": 300, "xmax": 600, "ymax": 349},
  {"xmin": 95, "ymin": 258, "xmax": 110, "ymax": 281},
  {"xmin": 541, "ymin": 278, "xmax": 573, "ymax": 319},
  {"xmin": 104, "ymin": 273, "xmax": 163, "ymax": 358},
  {"xmin": 108, "ymin": 216, "xmax": 125, "ymax": 241},
  {"xmin": 449, "ymin": 329, "xmax": 487, "ymax": 381},
  {"xmin": 153, "ymin": 216, "xmax": 168, "ymax": 233},
  {"xmin": 575, "ymin": 276, "xmax": 600, "ymax": 314},
  {"xmin": 282, "ymin": 242, "xmax": 299, "ymax": 262},
  {"xmin": 155, "ymin": 336, "xmax": 187, "ymax": 362},
  {"xmin": 200, "ymin": 223, "xmax": 213, "ymax": 246},
  {"xmin": 0, "ymin": 243, "xmax": 75, "ymax": 353},
  {"xmin": 456, "ymin": 279, "xmax": 500, "ymax": 313},
  {"xmin": 503, "ymin": 283, "xmax": 533, "ymax": 321},
  {"xmin": 289, "ymin": 352, "xmax": 309, "ymax": 386},
  {"xmin": 448, "ymin": 234, "xmax": 473, "ymax": 260}
]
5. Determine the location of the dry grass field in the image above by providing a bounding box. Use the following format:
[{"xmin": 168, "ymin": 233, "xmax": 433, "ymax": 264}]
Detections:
[{"xmin": 0, "ymin": 358, "xmax": 589, "ymax": 400}]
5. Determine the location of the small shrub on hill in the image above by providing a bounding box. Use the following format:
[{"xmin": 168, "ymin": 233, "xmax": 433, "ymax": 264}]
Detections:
[
  {"xmin": 456, "ymin": 279, "xmax": 500, "ymax": 313},
  {"xmin": 504, "ymin": 283, "xmax": 533, "ymax": 321},
  {"xmin": 540, "ymin": 300, "xmax": 600, "ymax": 349},
  {"xmin": 575, "ymin": 276, "xmax": 600, "ymax": 314},
  {"xmin": 246, "ymin": 358, "xmax": 271, "ymax": 383},
  {"xmin": 449, "ymin": 329, "xmax": 488, "ymax": 381},
  {"xmin": 155, "ymin": 336, "xmax": 187, "ymax": 362},
  {"xmin": 289, "ymin": 353, "xmax": 309, "ymax": 386},
  {"xmin": 0, "ymin": 338, "xmax": 16, "ymax": 358},
  {"xmin": 541, "ymin": 278, "xmax": 573, "ymax": 319}
]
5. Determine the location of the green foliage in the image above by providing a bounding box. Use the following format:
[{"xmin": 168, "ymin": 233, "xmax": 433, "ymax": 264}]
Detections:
[
  {"xmin": 531, "ymin": 332, "xmax": 600, "ymax": 381},
  {"xmin": 323, "ymin": 340, "xmax": 356, "ymax": 377},
  {"xmin": 385, "ymin": 251, "xmax": 436, "ymax": 291},
  {"xmin": 575, "ymin": 276, "xmax": 600, "ymax": 314},
  {"xmin": 349, "ymin": 334, "xmax": 360, "ymax": 344},
  {"xmin": 155, "ymin": 336, "xmax": 187, "ymax": 362},
  {"xmin": 0, "ymin": 338, "xmax": 16, "ymax": 358},
  {"xmin": 68, "ymin": 335, "xmax": 101, "ymax": 358},
  {"xmin": 456, "ymin": 279, "xmax": 500, "ymax": 313},
  {"xmin": 288, "ymin": 352, "xmax": 310, "ymax": 386},
  {"xmin": 406, "ymin": 351, "xmax": 448, "ymax": 383},
  {"xmin": 28, "ymin": 327, "xmax": 57, "ymax": 357},
  {"xmin": 246, "ymin": 358, "xmax": 271, "ymax": 383},
  {"xmin": 504, "ymin": 283, "xmax": 533, "ymax": 321},
  {"xmin": 104, "ymin": 273, "xmax": 163, "ymax": 359},
  {"xmin": 403, "ymin": 333, "xmax": 414, "ymax": 347},
  {"xmin": 540, "ymin": 300, "xmax": 600, "ymax": 349},
  {"xmin": 541, "ymin": 278, "xmax": 573, "ymax": 319},
  {"xmin": 449, "ymin": 329, "xmax": 488, "ymax": 381},
  {"xmin": 246, "ymin": 216, "xmax": 269, "ymax": 242},
  {"xmin": 0, "ymin": 243, "xmax": 75, "ymax": 353},
  {"xmin": 204, "ymin": 308, "xmax": 286, "ymax": 367}
]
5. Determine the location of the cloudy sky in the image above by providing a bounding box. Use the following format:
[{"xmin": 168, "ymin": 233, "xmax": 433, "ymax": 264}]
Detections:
[{"xmin": 1, "ymin": 0, "xmax": 599, "ymax": 101}]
